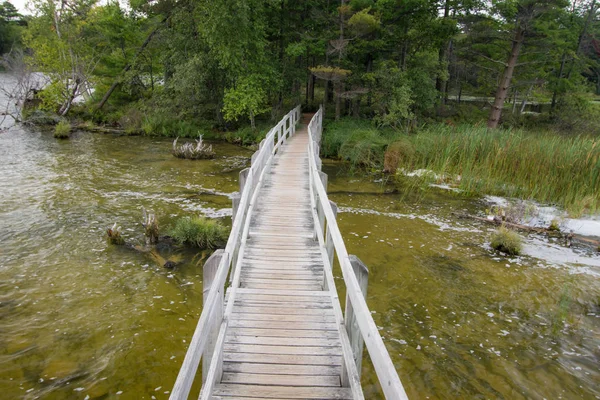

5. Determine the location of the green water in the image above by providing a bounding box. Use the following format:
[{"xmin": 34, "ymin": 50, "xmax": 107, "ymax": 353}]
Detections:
[{"xmin": 0, "ymin": 124, "xmax": 598, "ymax": 399}]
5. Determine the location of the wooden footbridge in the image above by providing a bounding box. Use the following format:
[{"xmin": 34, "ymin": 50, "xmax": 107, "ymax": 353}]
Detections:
[{"xmin": 170, "ymin": 107, "xmax": 408, "ymax": 399}]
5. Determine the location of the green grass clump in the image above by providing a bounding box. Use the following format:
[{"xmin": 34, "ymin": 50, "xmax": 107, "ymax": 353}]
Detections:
[
  {"xmin": 490, "ymin": 226, "xmax": 523, "ymax": 256},
  {"xmin": 53, "ymin": 120, "xmax": 71, "ymax": 139},
  {"xmin": 170, "ymin": 217, "xmax": 228, "ymax": 249}
]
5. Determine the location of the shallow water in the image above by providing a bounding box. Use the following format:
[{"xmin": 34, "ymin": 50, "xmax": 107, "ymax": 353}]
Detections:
[
  {"xmin": 0, "ymin": 122, "xmax": 252, "ymax": 399},
  {"xmin": 323, "ymin": 162, "xmax": 600, "ymax": 399},
  {"xmin": 1, "ymin": 80, "xmax": 599, "ymax": 399}
]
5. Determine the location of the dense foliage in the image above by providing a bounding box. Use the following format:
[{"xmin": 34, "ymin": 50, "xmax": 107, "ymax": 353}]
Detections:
[{"xmin": 4, "ymin": 0, "xmax": 600, "ymax": 133}]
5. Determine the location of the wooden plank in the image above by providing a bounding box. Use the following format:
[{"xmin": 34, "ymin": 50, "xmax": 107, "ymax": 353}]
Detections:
[
  {"xmin": 228, "ymin": 319, "xmax": 337, "ymax": 331},
  {"xmin": 232, "ymin": 306, "xmax": 332, "ymax": 316},
  {"xmin": 222, "ymin": 362, "xmax": 341, "ymax": 376},
  {"xmin": 235, "ymin": 288, "xmax": 329, "ymax": 296},
  {"xmin": 241, "ymin": 282, "xmax": 322, "ymax": 291},
  {"xmin": 212, "ymin": 384, "xmax": 352, "ymax": 399},
  {"xmin": 225, "ymin": 335, "xmax": 340, "ymax": 347},
  {"xmin": 235, "ymin": 293, "xmax": 329, "ymax": 303},
  {"xmin": 224, "ymin": 343, "xmax": 342, "ymax": 356},
  {"xmin": 221, "ymin": 372, "xmax": 341, "ymax": 387},
  {"xmin": 231, "ymin": 313, "xmax": 334, "ymax": 323},
  {"xmin": 222, "ymin": 353, "xmax": 343, "ymax": 366}
]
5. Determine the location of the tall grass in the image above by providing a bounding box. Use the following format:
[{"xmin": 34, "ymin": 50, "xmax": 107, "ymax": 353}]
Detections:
[
  {"xmin": 322, "ymin": 119, "xmax": 600, "ymax": 214},
  {"xmin": 407, "ymin": 125, "xmax": 599, "ymax": 215}
]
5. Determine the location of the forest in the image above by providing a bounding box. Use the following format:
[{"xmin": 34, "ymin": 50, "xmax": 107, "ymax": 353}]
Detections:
[{"xmin": 2, "ymin": 0, "xmax": 600, "ymax": 212}]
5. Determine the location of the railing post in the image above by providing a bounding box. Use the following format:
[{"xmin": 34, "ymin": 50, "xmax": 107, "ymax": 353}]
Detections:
[
  {"xmin": 277, "ymin": 123, "xmax": 282, "ymax": 143},
  {"xmin": 239, "ymin": 168, "xmax": 250, "ymax": 194},
  {"xmin": 231, "ymin": 192, "xmax": 241, "ymax": 223},
  {"xmin": 325, "ymin": 201, "xmax": 338, "ymax": 269},
  {"xmin": 315, "ymin": 171, "xmax": 328, "ymax": 239},
  {"xmin": 202, "ymin": 250, "xmax": 224, "ymax": 384},
  {"xmin": 342, "ymin": 255, "xmax": 369, "ymax": 386}
]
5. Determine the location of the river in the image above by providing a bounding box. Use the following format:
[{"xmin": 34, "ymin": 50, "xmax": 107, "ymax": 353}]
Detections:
[{"xmin": 0, "ymin": 74, "xmax": 599, "ymax": 399}]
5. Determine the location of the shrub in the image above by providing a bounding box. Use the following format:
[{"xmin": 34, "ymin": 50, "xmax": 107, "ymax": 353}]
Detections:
[
  {"xmin": 490, "ymin": 226, "xmax": 523, "ymax": 256},
  {"xmin": 53, "ymin": 120, "xmax": 71, "ymax": 139},
  {"xmin": 170, "ymin": 217, "xmax": 228, "ymax": 249}
]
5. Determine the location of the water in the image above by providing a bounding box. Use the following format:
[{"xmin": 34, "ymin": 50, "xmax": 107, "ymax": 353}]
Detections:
[
  {"xmin": 323, "ymin": 162, "xmax": 600, "ymax": 399},
  {"xmin": 0, "ymin": 113, "xmax": 252, "ymax": 399},
  {"xmin": 1, "ymin": 73, "xmax": 599, "ymax": 399}
]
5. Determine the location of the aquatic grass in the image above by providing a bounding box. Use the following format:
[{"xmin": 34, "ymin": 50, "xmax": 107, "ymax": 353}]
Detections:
[
  {"xmin": 54, "ymin": 120, "xmax": 71, "ymax": 139},
  {"xmin": 405, "ymin": 125, "xmax": 600, "ymax": 214},
  {"xmin": 321, "ymin": 118, "xmax": 600, "ymax": 214},
  {"xmin": 170, "ymin": 216, "xmax": 228, "ymax": 249},
  {"xmin": 106, "ymin": 223, "xmax": 125, "ymax": 245},
  {"xmin": 490, "ymin": 226, "xmax": 523, "ymax": 255}
]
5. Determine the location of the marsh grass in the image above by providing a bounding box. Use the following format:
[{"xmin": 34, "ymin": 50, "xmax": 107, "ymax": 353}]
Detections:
[
  {"xmin": 322, "ymin": 119, "xmax": 600, "ymax": 214},
  {"xmin": 170, "ymin": 216, "xmax": 228, "ymax": 249},
  {"xmin": 490, "ymin": 226, "xmax": 523, "ymax": 256},
  {"xmin": 406, "ymin": 125, "xmax": 599, "ymax": 215},
  {"xmin": 54, "ymin": 120, "xmax": 71, "ymax": 139}
]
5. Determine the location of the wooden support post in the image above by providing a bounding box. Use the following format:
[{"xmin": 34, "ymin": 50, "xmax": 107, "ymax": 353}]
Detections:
[
  {"xmin": 231, "ymin": 192, "xmax": 240, "ymax": 223},
  {"xmin": 202, "ymin": 249, "xmax": 224, "ymax": 384},
  {"xmin": 239, "ymin": 168, "xmax": 250, "ymax": 194},
  {"xmin": 342, "ymin": 255, "xmax": 369, "ymax": 386}
]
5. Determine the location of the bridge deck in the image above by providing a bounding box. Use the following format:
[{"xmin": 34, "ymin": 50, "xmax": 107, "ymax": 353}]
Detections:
[{"xmin": 213, "ymin": 123, "xmax": 352, "ymax": 399}]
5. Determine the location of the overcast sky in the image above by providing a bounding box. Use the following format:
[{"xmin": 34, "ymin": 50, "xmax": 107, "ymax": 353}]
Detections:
[{"xmin": 11, "ymin": 0, "xmax": 29, "ymax": 14}]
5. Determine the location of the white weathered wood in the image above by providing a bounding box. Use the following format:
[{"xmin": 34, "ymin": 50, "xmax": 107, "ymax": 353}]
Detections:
[
  {"xmin": 307, "ymin": 108, "xmax": 409, "ymax": 400},
  {"xmin": 202, "ymin": 250, "xmax": 224, "ymax": 384},
  {"xmin": 342, "ymin": 255, "xmax": 368, "ymax": 386},
  {"xmin": 231, "ymin": 192, "xmax": 241, "ymax": 224},
  {"xmin": 326, "ymin": 201, "xmax": 338, "ymax": 272}
]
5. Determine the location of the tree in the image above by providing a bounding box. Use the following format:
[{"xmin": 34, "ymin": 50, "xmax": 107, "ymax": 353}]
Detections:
[{"xmin": 487, "ymin": 0, "xmax": 568, "ymax": 128}]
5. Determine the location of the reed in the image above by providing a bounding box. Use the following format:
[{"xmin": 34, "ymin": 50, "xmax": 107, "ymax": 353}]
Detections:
[
  {"xmin": 322, "ymin": 118, "xmax": 600, "ymax": 214},
  {"xmin": 406, "ymin": 125, "xmax": 599, "ymax": 215}
]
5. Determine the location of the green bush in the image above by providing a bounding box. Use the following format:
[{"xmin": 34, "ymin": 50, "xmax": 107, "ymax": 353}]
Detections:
[
  {"xmin": 53, "ymin": 120, "xmax": 71, "ymax": 139},
  {"xmin": 490, "ymin": 226, "xmax": 523, "ymax": 256},
  {"xmin": 170, "ymin": 217, "xmax": 228, "ymax": 249},
  {"xmin": 223, "ymin": 123, "xmax": 271, "ymax": 146}
]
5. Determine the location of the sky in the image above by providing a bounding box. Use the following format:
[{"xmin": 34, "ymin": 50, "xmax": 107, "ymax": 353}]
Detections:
[{"xmin": 11, "ymin": 0, "xmax": 29, "ymax": 14}]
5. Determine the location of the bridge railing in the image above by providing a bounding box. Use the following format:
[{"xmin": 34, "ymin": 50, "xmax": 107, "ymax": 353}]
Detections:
[
  {"xmin": 170, "ymin": 105, "xmax": 301, "ymax": 400},
  {"xmin": 307, "ymin": 106, "xmax": 409, "ymax": 400}
]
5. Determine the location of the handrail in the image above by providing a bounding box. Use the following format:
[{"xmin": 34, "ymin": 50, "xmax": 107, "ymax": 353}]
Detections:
[
  {"xmin": 307, "ymin": 106, "xmax": 409, "ymax": 400},
  {"xmin": 170, "ymin": 105, "xmax": 301, "ymax": 400}
]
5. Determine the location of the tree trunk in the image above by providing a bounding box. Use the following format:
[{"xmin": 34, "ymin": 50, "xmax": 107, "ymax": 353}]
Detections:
[
  {"xmin": 436, "ymin": 0, "xmax": 451, "ymax": 104},
  {"xmin": 335, "ymin": 81, "xmax": 342, "ymax": 120},
  {"xmin": 96, "ymin": 20, "xmax": 165, "ymax": 110},
  {"xmin": 520, "ymin": 83, "xmax": 534, "ymax": 114},
  {"xmin": 550, "ymin": 52, "xmax": 567, "ymax": 113},
  {"xmin": 59, "ymin": 78, "xmax": 80, "ymax": 116},
  {"xmin": 487, "ymin": 27, "xmax": 525, "ymax": 129}
]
